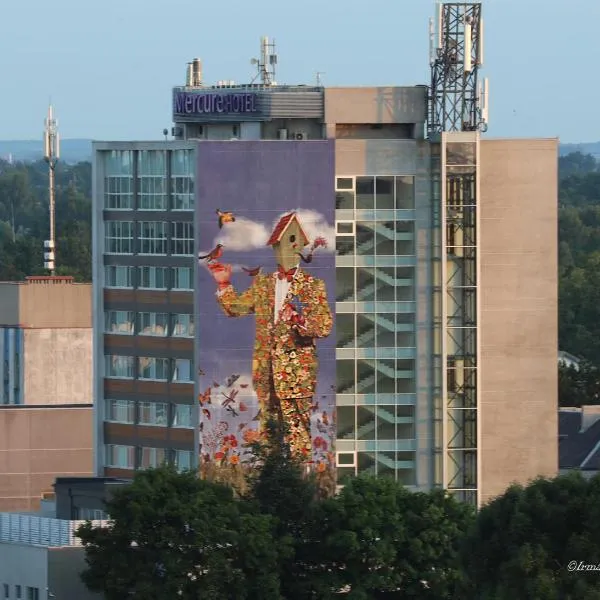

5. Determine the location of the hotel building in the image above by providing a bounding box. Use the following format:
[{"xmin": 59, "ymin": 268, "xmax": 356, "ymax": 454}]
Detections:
[{"xmin": 91, "ymin": 6, "xmax": 557, "ymax": 505}]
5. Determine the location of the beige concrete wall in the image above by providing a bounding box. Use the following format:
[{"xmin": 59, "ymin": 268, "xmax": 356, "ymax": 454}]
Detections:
[
  {"xmin": 0, "ymin": 406, "xmax": 93, "ymax": 511},
  {"xmin": 325, "ymin": 87, "xmax": 427, "ymax": 126},
  {"xmin": 23, "ymin": 329, "xmax": 92, "ymax": 405},
  {"xmin": 479, "ymin": 138, "xmax": 558, "ymax": 504},
  {"xmin": 19, "ymin": 282, "xmax": 91, "ymax": 328},
  {"xmin": 335, "ymin": 139, "xmax": 419, "ymax": 175},
  {"xmin": 0, "ymin": 284, "xmax": 20, "ymax": 325}
]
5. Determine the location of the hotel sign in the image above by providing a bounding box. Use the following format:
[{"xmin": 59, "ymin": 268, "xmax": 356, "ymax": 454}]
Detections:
[{"xmin": 173, "ymin": 91, "xmax": 259, "ymax": 116}]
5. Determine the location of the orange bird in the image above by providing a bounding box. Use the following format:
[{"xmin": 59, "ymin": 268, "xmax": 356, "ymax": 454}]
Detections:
[
  {"xmin": 198, "ymin": 244, "xmax": 224, "ymax": 263},
  {"xmin": 216, "ymin": 209, "xmax": 235, "ymax": 229}
]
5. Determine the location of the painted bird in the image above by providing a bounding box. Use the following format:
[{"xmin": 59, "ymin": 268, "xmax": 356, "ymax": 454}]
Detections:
[
  {"xmin": 216, "ymin": 209, "xmax": 235, "ymax": 229},
  {"xmin": 242, "ymin": 266, "xmax": 262, "ymax": 277},
  {"xmin": 297, "ymin": 251, "xmax": 313, "ymax": 264},
  {"xmin": 198, "ymin": 244, "xmax": 224, "ymax": 263}
]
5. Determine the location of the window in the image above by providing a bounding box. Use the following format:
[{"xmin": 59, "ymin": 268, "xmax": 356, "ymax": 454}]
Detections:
[
  {"xmin": 171, "ymin": 150, "xmax": 195, "ymax": 210},
  {"xmin": 4, "ymin": 583, "xmax": 9, "ymax": 599},
  {"xmin": 78, "ymin": 508, "xmax": 108, "ymax": 520},
  {"xmin": 336, "ymin": 221, "xmax": 355, "ymax": 236},
  {"xmin": 139, "ymin": 357, "xmax": 170, "ymax": 381},
  {"xmin": 137, "ymin": 312, "xmax": 169, "ymax": 336},
  {"xmin": 105, "ymin": 399, "xmax": 136, "ymax": 423},
  {"xmin": 15, "ymin": 586, "xmax": 21, "ymax": 600},
  {"xmin": 105, "ymin": 221, "xmax": 133, "ymax": 254},
  {"xmin": 138, "ymin": 150, "xmax": 167, "ymax": 210},
  {"xmin": 138, "ymin": 221, "xmax": 168, "ymax": 255},
  {"xmin": 173, "ymin": 358, "xmax": 192, "ymax": 382},
  {"xmin": 140, "ymin": 446, "xmax": 166, "ymax": 468},
  {"xmin": 104, "ymin": 265, "xmax": 133, "ymax": 288},
  {"xmin": 139, "ymin": 402, "xmax": 168, "ymax": 426},
  {"xmin": 104, "ymin": 310, "xmax": 134, "ymax": 334},
  {"xmin": 172, "ymin": 267, "xmax": 193, "ymax": 290},
  {"xmin": 105, "ymin": 444, "xmax": 135, "ymax": 469},
  {"xmin": 172, "ymin": 314, "xmax": 194, "ymax": 337},
  {"xmin": 26, "ymin": 589, "xmax": 39, "ymax": 600},
  {"xmin": 104, "ymin": 150, "xmax": 134, "ymax": 209},
  {"xmin": 174, "ymin": 449, "xmax": 194, "ymax": 471},
  {"xmin": 172, "ymin": 404, "xmax": 193, "ymax": 428},
  {"xmin": 138, "ymin": 266, "xmax": 168, "ymax": 289},
  {"xmin": 105, "ymin": 355, "xmax": 134, "ymax": 379},
  {"xmin": 171, "ymin": 222, "xmax": 194, "ymax": 256}
]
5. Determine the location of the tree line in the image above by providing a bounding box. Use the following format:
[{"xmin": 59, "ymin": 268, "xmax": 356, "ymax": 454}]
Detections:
[
  {"xmin": 0, "ymin": 158, "xmax": 91, "ymax": 281},
  {"xmin": 77, "ymin": 448, "xmax": 600, "ymax": 599}
]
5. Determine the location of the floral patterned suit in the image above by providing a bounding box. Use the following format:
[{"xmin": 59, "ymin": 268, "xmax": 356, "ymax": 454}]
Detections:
[{"xmin": 216, "ymin": 267, "xmax": 333, "ymax": 459}]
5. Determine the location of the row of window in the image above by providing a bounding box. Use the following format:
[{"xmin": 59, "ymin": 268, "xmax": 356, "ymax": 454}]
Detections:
[
  {"xmin": 2, "ymin": 585, "xmax": 39, "ymax": 600},
  {"xmin": 336, "ymin": 176, "xmax": 415, "ymax": 211},
  {"xmin": 105, "ymin": 355, "xmax": 192, "ymax": 382},
  {"xmin": 104, "ymin": 149, "xmax": 194, "ymax": 211},
  {"xmin": 105, "ymin": 221, "xmax": 193, "ymax": 255},
  {"xmin": 105, "ymin": 311, "xmax": 194, "ymax": 337},
  {"xmin": 105, "ymin": 399, "xmax": 194, "ymax": 428},
  {"xmin": 105, "ymin": 444, "xmax": 194, "ymax": 471},
  {"xmin": 105, "ymin": 265, "xmax": 192, "ymax": 290}
]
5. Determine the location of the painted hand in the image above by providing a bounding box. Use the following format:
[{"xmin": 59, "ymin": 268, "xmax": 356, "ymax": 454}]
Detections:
[{"xmin": 207, "ymin": 262, "xmax": 232, "ymax": 289}]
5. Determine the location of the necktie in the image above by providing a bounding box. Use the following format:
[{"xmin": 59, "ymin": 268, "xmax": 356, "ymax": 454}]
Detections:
[{"xmin": 277, "ymin": 265, "xmax": 297, "ymax": 282}]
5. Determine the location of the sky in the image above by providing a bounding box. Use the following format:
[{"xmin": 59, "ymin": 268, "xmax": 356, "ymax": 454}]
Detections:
[{"xmin": 0, "ymin": 0, "xmax": 597, "ymax": 143}]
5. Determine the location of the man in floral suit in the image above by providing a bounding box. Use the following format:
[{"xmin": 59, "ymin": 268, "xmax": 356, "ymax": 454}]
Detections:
[{"xmin": 208, "ymin": 212, "xmax": 333, "ymax": 462}]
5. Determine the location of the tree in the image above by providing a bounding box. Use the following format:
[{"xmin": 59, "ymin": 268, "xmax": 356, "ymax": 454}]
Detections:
[
  {"xmin": 462, "ymin": 473, "xmax": 600, "ymax": 600},
  {"xmin": 559, "ymin": 361, "xmax": 600, "ymax": 407},
  {"xmin": 308, "ymin": 476, "xmax": 474, "ymax": 599},
  {"xmin": 559, "ymin": 151, "xmax": 597, "ymax": 180},
  {"xmin": 77, "ymin": 466, "xmax": 280, "ymax": 599}
]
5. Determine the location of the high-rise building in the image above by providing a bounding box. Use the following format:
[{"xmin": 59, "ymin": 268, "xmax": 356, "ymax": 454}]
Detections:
[{"xmin": 91, "ymin": 5, "xmax": 557, "ymax": 505}]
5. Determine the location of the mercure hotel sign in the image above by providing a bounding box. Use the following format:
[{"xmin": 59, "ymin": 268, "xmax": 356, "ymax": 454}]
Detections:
[{"xmin": 174, "ymin": 91, "xmax": 259, "ymax": 116}]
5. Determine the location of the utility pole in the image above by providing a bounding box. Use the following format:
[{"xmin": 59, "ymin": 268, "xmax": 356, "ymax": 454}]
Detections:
[{"xmin": 43, "ymin": 104, "xmax": 60, "ymax": 275}]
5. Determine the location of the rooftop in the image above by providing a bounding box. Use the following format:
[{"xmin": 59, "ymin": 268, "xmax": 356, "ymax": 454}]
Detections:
[{"xmin": 559, "ymin": 406, "xmax": 600, "ymax": 470}]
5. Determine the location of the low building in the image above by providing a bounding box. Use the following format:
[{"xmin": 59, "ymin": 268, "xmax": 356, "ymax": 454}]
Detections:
[
  {"xmin": 0, "ymin": 512, "xmax": 104, "ymax": 599},
  {"xmin": 53, "ymin": 477, "xmax": 128, "ymax": 520},
  {"xmin": 0, "ymin": 404, "xmax": 94, "ymax": 512},
  {"xmin": 559, "ymin": 405, "xmax": 600, "ymax": 479}
]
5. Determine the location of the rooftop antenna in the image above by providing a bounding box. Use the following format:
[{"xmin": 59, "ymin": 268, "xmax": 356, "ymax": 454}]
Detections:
[
  {"xmin": 43, "ymin": 103, "xmax": 60, "ymax": 275},
  {"xmin": 250, "ymin": 36, "xmax": 277, "ymax": 85},
  {"xmin": 316, "ymin": 72, "xmax": 325, "ymax": 86}
]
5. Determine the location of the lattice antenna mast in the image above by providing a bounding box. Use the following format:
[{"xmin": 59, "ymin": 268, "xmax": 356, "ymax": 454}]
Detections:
[
  {"xmin": 428, "ymin": 2, "xmax": 488, "ymax": 135},
  {"xmin": 43, "ymin": 104, "xmax": 60, "ymax": 275}
]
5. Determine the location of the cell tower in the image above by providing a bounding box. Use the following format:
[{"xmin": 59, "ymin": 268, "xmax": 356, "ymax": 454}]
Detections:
[
  {"xmin": 428, "ymin": 2, "xmax": 487, "ymax": 507},
  {"xmin": 250, "ymin": 37, "xmax": 277, "ymax": 86},
  {"xmin": 43, "ymin": 104, "xmax": 60, "ymax": 275},
  {"xmin": 428, "ymin": 2, "xmax": 488, "ymax": 135}
]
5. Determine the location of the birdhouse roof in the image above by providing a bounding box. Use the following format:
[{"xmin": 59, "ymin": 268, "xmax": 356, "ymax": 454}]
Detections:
[{"xmin": 266, "ymin": 212, "xmax": 310, "ymax": 247}]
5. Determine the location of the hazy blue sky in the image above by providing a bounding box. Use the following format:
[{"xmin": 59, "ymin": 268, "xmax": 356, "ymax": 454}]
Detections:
[{"xmin": 0, "ymin": 0, "xmax": 596, "ymax": 142}]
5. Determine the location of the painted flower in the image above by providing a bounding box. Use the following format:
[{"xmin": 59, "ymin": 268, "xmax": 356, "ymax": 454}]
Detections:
[
  {"xmin": 230, "ymin": 455, "xmax": 240, "ymax": 465},
  {"xmin": 214, "ymin": 451, "xmax": 225, "ymax": 460}
]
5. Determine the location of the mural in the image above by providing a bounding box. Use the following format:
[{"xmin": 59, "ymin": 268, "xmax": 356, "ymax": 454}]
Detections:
[{"xmin": 196, "ymin": 140, "xmax": 337, "ymax": 495}]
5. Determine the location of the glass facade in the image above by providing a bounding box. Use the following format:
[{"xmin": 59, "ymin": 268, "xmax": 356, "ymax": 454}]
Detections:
[
  {"xmin": 98, "ymin": 145, "xmax": 196, "ymax": 476},
  {"xmin": 335, "ymin": 175, "xmax": 417, "ymax": 484},
  {"xmin": 0, "ymin": 327, "xmax": 23, "ymax": 405}
]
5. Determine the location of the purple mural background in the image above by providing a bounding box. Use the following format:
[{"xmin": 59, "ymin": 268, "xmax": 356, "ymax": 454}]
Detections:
[{"xmin": 195, "ymin": 140, "xmax": 336, "ymax": 475}]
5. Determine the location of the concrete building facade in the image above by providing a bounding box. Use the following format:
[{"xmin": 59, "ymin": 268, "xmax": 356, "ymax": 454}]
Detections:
[
  {"xmin": 0, "ymin": 277, "xmax": 92, "ymax": 406},
  {"xmin": 91, "ymin": 79, "xmax": 558, "ymax": 505}
]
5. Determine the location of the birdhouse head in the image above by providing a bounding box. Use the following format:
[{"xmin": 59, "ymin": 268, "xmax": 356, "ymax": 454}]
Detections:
[{"xmin": 266, "ymin": 213, "xmax": 310, "ymax": 271}]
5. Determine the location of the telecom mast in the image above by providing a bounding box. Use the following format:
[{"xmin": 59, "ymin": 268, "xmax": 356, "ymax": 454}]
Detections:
[
  {"xmin": 428, "ymin": 2, "xmax": 487, "ymax": 508},
  {"xmin": 43, "ymin": 104, "xmax": 60, "ymax": 275},
  {"xmin": 251, "ymin": 37, "xmax": 277, "ymax": 85}
]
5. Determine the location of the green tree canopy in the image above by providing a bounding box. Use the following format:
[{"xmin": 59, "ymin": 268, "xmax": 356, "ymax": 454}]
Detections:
[
  {"xmin": 462, "ymin": 473, "xmax": 600, "ymax": 600},
  {"xmin": 77, "ymin": 466, "xmax": 280, "ymax": 600}
]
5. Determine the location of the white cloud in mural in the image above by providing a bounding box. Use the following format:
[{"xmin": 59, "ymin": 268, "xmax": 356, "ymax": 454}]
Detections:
[
  {"xmin": 207, "ymin": 209, "xmax": 335, "ymax": 254},
  {"xmin": 211, "ymin": 217, "xmax": 270, "ymax": 251}
]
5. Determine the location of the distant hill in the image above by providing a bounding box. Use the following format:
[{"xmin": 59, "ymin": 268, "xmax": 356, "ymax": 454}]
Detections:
[
  {"xmin": 0, "ymin": 138, "xmax": 599, "ymax": 164},
  {"xmin": 559, "ymin": 142, "xmax": 600, "ymax": 158},
  {"xmin": 0, "ymin": 139, "xmax": 91, "ymax": 164}
]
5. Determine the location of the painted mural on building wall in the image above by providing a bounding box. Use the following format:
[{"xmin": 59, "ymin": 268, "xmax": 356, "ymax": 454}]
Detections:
[{"xmin": 196, "ymin": 140, "xmax": 336, "ymax": 494}]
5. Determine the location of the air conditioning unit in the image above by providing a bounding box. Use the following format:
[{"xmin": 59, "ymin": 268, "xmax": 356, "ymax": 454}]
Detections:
[
  {"xmin": 278, "ymin": 128, "xmax": 288, "ymax": 140},
  {"xmin": 293, "ymin": 131, "xmax": 308, "ymax": 140}
]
